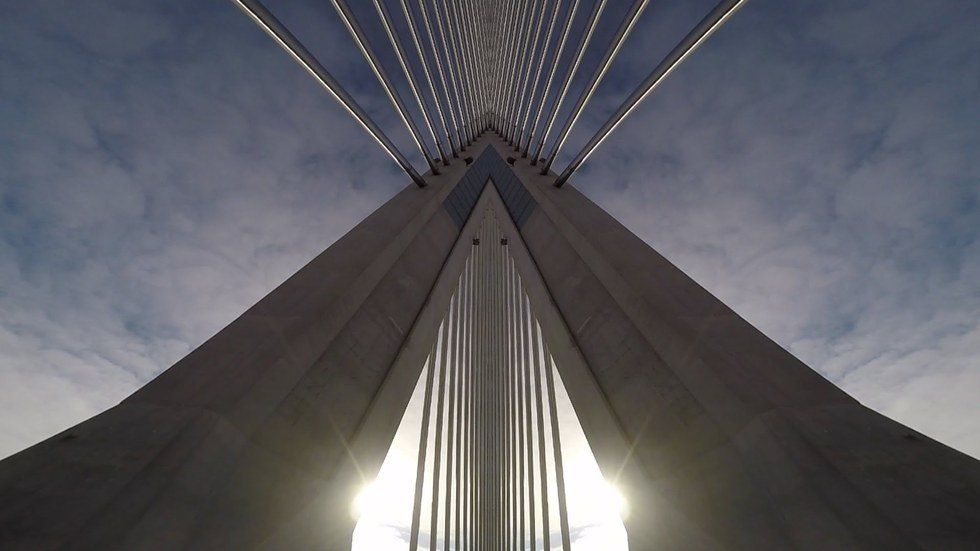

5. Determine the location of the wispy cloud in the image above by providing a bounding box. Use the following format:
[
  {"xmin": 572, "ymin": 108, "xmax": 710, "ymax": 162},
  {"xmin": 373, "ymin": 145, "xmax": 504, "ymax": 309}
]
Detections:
[
  {"xmin": 571, "ymin": 0, "xmax": 980, "ymax": 456},
  {"xmin": 0, "ymin": 0, "xmax": 977, "ymax": 472},
  {"xmin": 0, "ymin": 0, "xmax": 405, "ymax": 457}
]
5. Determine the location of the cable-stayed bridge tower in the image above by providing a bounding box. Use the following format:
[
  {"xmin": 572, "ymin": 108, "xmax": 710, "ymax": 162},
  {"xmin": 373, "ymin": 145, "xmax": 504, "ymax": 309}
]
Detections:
[{"xmin": 1, "ymin": 1, "xmax": 979, "ymax": 549}]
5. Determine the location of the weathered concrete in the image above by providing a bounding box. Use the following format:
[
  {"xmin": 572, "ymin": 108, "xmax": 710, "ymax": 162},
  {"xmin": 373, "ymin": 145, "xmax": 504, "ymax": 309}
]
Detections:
[
  {"xmin": 2, "ymin": 131, "xmax": 979, "ymax": 550},
  {"xmin": 0, "ymin": 139, "xmax": 493, "ymax": 550},
  {"xmin": 492, "ymin": 134, "xmax": 980, "ymax": 550}
]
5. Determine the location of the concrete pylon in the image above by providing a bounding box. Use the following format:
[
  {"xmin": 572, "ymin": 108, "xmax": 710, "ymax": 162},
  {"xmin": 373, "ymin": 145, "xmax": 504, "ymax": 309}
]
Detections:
[{"xmin": 1, "ymin": 134, "xmax": 979, "ymax": 549}]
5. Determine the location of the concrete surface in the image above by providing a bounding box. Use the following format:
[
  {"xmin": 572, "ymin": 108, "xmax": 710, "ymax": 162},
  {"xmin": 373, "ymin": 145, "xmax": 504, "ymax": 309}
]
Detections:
[
  {"xmin": 1, "ymin": 132, "xmax": 978, "ymax": 550},
  {"xmin": 493, "ymin": 134, "xmax": 980, "ymax": 550},
  {"xmin": 0, "ymin": 138, "xmax": 492, "ymax": 550}
]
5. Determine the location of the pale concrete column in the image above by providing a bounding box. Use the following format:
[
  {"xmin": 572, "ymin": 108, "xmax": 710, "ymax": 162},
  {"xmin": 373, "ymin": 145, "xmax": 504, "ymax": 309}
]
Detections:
[
  {"xmin": 429, "ymin": 286, "xmax": 459, "ymax": 551},
  {"xmin": 506, "ymin": 252, "xmax": 518, "ymax": 551},
  {"xmin": 542, "ymin": 341, "xmax": 571, "ymax": 551},
  {"xmin": 518, "ymin": 278, "xmax": 538, "ymax": 551},
  {"xmin": 478, "ymin": 219, "xmax": 489, "ymax": 550},
  {"xmin": 446, "ymin": 265, "xmax": 465, "ymax": 550},
  {"xmin": 513, "ymin": 261, "xmax": 527, "ymax": 551},
  {"xmin": 490, "ymin": 214, "xmax": 501, "ymax": 550},
  {"xmin": 429, "ymin": 292, "xmax": 456, "ymax": 550},
  {"xmin": 410, "ymin": 334, "xmax": 443, "ymax": 551},
  {"xmin": 528, "ymin": 301, "xmax": 552, "ymax": 551},
  {"xmin": 465, "ymin": 249, "xmax": 476, "ymax": 551}
]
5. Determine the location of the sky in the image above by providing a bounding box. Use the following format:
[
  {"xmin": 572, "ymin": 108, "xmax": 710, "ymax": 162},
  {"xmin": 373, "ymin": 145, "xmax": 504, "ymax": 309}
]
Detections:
[
  {"xmin": 1, "ymin": 0, "xmax": 978, "ymax": 547},
  {"xmin": 351, "ymin": 297, "xmax": 630, "ymax": 550}
]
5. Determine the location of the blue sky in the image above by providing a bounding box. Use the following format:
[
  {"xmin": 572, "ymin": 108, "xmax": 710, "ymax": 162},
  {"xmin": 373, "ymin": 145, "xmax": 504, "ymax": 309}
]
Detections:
[{"xmin": 0, "ymin": 0, "xmax": 977, "ymax": 480}]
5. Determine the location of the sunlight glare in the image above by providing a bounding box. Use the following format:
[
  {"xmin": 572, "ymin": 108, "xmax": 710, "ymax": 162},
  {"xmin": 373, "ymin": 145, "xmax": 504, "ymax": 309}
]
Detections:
[
  {"xmin": 565, "ymin": 453, "xmax": 629, "ymax": 523},
  {"xmin": 352, "ymin": 481, "xmax": 377, "ymax": 520},
  {"xmin": 351, "ymin": 450, "xmax": 416, "ymax": 523},
  {"xmin": 604, "ymin": 483, "xmax": 628, "ymax": 520}
]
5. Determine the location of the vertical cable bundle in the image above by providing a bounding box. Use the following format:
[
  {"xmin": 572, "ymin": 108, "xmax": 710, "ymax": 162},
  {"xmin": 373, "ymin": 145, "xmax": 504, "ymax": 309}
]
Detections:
[{"xmin": 408, "ymin": 210, "xmax": 571, "ymax": 550}]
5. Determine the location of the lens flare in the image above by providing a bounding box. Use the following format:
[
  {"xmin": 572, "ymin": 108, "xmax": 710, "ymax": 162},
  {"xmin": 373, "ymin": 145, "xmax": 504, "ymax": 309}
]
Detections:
[
  {"xmin": 603, "ymin": 483, "xmax": 628, "ymax": 520},
  {"xmin": 352, "ymin": 481, "xmax": 377, "ymax": 520}
]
